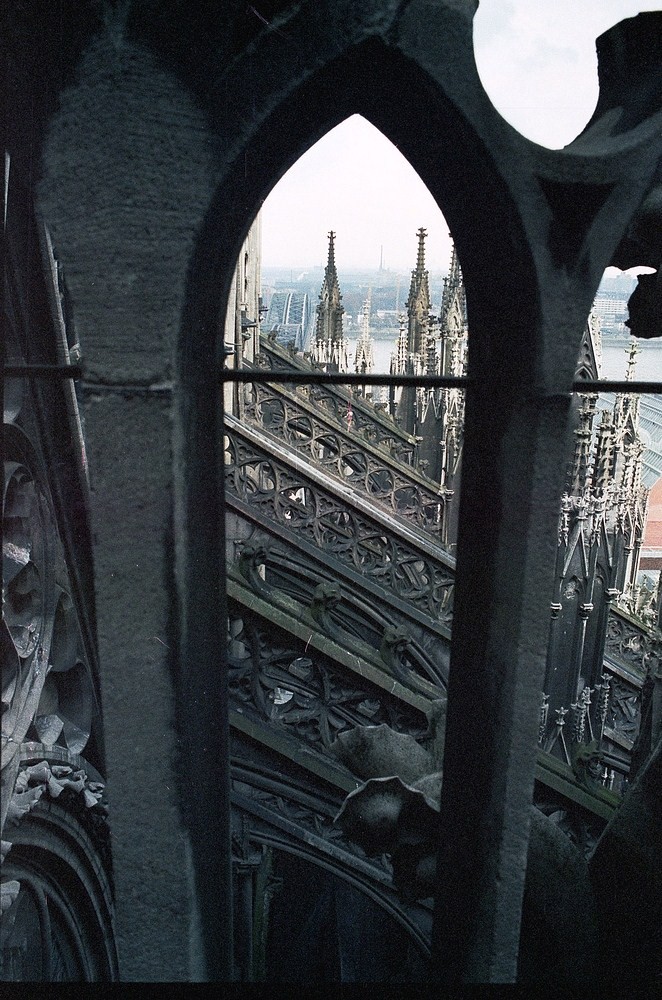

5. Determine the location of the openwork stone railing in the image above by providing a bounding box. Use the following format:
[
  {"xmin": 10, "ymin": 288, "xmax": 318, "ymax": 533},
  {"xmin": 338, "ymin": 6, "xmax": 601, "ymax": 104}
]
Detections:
[
  {"xmin": 256, "ymin": 339, "xmax": 417, "ymax": 466},
  {"xmin": 227, "ymin": 598, "xmax": 430, "ymax": 754},
  {"xmin": 240, "ymin": 378, "xmax": 446, "ymax": 534},
  {"xmin": 605, "ymin": 605, "xmax": 660, "ymax": 679},
  {"xmin": 225, "ymin": 415, "xmax": 455, "ymax": 628},
  {"xmin": 229, "ymin": 542, "xmax": 449, "ymax": 693}
]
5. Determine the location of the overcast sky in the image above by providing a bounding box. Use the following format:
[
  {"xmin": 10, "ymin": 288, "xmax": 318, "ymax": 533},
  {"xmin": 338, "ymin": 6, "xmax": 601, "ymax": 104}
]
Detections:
[{"xmin": 261, "ymin": 1, "xmax": 659, "ymax": 272}]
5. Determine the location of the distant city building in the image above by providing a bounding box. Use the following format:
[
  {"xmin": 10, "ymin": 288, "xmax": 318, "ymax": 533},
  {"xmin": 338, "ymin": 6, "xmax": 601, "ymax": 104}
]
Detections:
[{"xmin": 594, "ymin": 289, "xmax": 631, "ymax": 337}]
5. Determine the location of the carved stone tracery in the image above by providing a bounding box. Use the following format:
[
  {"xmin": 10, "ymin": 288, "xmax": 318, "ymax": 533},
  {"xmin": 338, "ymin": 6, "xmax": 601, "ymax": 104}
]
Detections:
[
  {"xmin": 241, "ymin": 379, "xmax": 445, "ymax": 532},
  {"xmin": 256, "ymin": 342, "xmax": 417, "ymax": 465},
  {"xmin": 225, "ymin": 421, "xmax": 455, "ymax": 625},
  {"xmin": 1, "ymin": 449, "xmax": 105, "ymax": 971},
  {"xmin": 228, "ymin": 607, "xmax": 429, "ymax": 754}
]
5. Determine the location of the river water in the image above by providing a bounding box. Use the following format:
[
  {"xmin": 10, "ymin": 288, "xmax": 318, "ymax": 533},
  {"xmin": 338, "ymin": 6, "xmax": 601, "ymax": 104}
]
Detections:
[{"xmin": 348, "ymin": 337, "xmax": 662, "ymax": 383}]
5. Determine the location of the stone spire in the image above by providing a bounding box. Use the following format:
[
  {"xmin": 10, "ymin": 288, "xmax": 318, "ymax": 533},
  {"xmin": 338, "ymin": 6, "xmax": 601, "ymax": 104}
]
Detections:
[
  {"xmin": 314, "ymin": 231, "xmax": 347, "ymax": 372},
  {"xmin": 568, "ymin": 395, "xmax": 597, "ymax": 494},
  {"xmin": 612, "ymin": 341, "xmax": 641, "ymax": 486},
  {"xmin": 405, "ymin": 227, "xmax": 431, "ymax": 356},
  {"xmin": 439, "ymin": 240, "xmax": 467, "ymax": 379},
  {"xmin": 543, "ymin": 333, "xmax": 648, "ymax": 740},
  {"xmin": 592, "ymin": 408, "xmax": 616, "ymax": 493},
  {"xmin": 440, "ymin": 241, "xmax": 464, "ymax": 326},
  {"xmin": 391, "ymin": 313, "xmax": 409, "ymax": 376},
  {"xmin": 354, "ymin": 290, "xmax": 374, "ymax": 376}
]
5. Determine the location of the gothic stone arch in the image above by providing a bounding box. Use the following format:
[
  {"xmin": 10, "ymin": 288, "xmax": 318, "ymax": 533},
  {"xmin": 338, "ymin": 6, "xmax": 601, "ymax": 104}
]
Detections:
[{"xmin": 15, "ymin": 0, "xmax": 661, "ymax": 983}]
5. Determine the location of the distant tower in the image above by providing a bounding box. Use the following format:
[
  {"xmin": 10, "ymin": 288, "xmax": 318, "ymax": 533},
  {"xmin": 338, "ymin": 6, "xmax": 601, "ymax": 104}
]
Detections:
[
  {"xmin": 391, "ymin": 228, "xmax": 431, "ymax": 433},
  {"xmin": 391, "ymin": 313, "xmax": 409, "ymax": 377},
  {"xmin": 354, "ymin": 290, "xmax": 374, "ymax": 378},
  {"xmin": 313, "ymin": 231, "xmax": 348, "ymax": 373},
  {"xmin": 387, "ymin": 236, "xmax": 468, "ymax": 545},
  {"xmin": 405, "ymin": 227, "xmax": 431, "ymax": 357},
  {"xmin": 389, "ymin": 313, "xmax": 411, "ymax": 425},
  {"xmin": 439, "ymin": 243, "xmax": 467, "ymax": 379},
  {"xmin": 434, "ymin": 241, "xmax": 468, "ymax": 544}
]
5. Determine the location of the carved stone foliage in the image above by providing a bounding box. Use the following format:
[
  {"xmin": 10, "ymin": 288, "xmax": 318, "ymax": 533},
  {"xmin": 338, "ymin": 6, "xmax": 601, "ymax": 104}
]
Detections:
[
  {"xmin": 225, "ymin": 425, "xmax": 455, "ymax": 625},
  {"xmin": 2, "ymin": 212, "xmax": 115, "ymax": 980},
  {"xmin": 605, "ymin": 610, "xmax": 659, "ymax": 676},
  {"xmin": 241, "ymin": 380, "xmax": 444, "ymax": 532},
  {"xmin": 2, "ymin": 462, "xmax": 54, "ymax": 775},
  {"xmin": 228, "ymin": 606, "xmax": 429, "ymax": 754},
  {"xmin": 2, "ymin": 450, "xmax": 102, "ymax": 969},
  {"xmin": 2, "ymin": 755, "xmax": 109, "ymax": 922},
  {"xmin": 2, "ymin": 460, "xmax": 96, "ymax": 791},
  {"xmin": 1, "ymin": 755, "xmax": 115, "ymax": 981},
  {"xmin": 5, "ymin": 758, "xmax": 106, "ymax": 828},
  {"xmin": 256, "ymin": 344, "xmax": 416, "ymax": 465}
]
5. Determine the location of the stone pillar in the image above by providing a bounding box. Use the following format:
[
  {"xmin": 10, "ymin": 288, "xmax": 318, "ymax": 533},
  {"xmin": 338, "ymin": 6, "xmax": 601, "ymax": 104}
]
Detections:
[
  {"xmin": 431, "ymin": 382, "xmax": 575, "ymax": 983},
  {"xmin": 81, "ymin": 388, "xmax": 190, "ymax": 980},
  {"xmin": 37, "ymin": 26, "xmax": 218, "ymax": 980}
]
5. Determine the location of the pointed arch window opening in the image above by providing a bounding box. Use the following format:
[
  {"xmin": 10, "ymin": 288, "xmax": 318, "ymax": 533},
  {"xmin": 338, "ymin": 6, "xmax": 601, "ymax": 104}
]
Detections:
[{"xmin": 218, "ymin": 104, "xmax": 660, "ymax": 815}]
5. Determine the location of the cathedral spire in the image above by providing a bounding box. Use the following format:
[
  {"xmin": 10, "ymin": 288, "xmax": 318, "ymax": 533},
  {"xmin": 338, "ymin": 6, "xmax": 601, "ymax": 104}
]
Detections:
[
  {"xmin": 327, "ymin": 229, "xmax": 337, "ymax": 273},
  {"xmin": 440, "ymin": 241, "xmax": 465, "ymax": 330},
  {"xmin": 415, "ymin": 226, "xmax": 426, "ymax": 272},
  {"xmin": 406, "ymin": 227, "xmax": 431, "ymax": 356},
  {"xmin": 614, "ymin": 340, "xmax": 641, "ymax": 432},
  {"xmin": 625, "ymin": 340, "xmax": 640, "ymax": 381},
  {"xmin": 354, "ymin": 290, "xmax": 374, "ymax": 377},
  {"xmin": 439, "ymin": 241, "xmax": 467, "ymax": 380},
  {"xmin": 568, "ymin": 394, "xmax": 597, "ymax": 494},
  {"xmin": 314, "ymin": 231, "xmax": 347, "ymax": 372}
]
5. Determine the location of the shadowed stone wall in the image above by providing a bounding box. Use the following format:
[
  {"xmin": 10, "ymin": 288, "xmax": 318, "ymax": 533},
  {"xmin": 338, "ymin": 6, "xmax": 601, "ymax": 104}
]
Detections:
[{"xmin": 4, "ymin": 0, "xmax": 660, "ymax": 983}]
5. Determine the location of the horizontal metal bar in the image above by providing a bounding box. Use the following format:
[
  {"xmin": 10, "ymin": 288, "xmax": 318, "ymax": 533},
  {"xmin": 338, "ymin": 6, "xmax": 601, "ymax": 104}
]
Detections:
[
  {"xmin": 218, "ymin": 368, "xmax": 661, "ymax": 393},
  {"xmin": 573, "ymin": 380, "xmax": 662, "ymax": 394},
  {"xmin": 3, "ymin": 363, "xmax": 83, "ymax": 379},
  {"xmin": 3, "ymin": 366, "xmax": 658, "ymax": 394}
]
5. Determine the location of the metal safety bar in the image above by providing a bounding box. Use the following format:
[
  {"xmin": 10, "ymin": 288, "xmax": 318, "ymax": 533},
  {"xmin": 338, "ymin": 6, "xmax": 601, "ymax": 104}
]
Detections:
[{"xmin": 2, "ymin": 365, "xmax": 660, "ymax": 394}]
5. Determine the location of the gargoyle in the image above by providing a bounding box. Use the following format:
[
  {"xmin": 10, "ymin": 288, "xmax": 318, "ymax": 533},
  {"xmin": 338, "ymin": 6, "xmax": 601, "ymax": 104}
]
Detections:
[{"xmin": 331, "ymin": 704, "xmax": 599, "ymax": 983}]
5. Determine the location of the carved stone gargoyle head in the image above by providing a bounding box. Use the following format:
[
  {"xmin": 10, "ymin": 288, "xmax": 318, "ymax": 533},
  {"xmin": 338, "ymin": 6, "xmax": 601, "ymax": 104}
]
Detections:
[{"xmin": 331, "ymin": 711, "xmax": 599, "ymax": 983}]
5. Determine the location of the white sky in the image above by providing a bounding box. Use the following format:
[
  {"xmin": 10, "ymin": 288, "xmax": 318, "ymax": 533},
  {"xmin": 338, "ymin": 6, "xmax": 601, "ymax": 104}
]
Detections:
[{"xmin": 261, "ymin": 0, "xmax": 660, "ymax": 272}]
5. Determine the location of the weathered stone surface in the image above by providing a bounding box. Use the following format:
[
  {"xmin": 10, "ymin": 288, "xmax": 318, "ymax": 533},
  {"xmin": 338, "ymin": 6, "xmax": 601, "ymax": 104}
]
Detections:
[
  {"xmin": 81, "ymin": 391, "xmax": 190, "ymax": 981},
  {"xmin": 334, "ymin": 722, "xmax": 598, "ymax": 984},
  {"xmin": 5, "ymin": 0, "xmax": 660, "ymax": 983},
  {"xmin": 38, "ymin": 32, "xmax": 216, "ymax": 386},
  {"xmin": 331, "ymin": 723, "xmax": 435, "ymax": 784},
  {"xmin": 589, "ymin": 735, "xmax": 662, "ymax": 982}
]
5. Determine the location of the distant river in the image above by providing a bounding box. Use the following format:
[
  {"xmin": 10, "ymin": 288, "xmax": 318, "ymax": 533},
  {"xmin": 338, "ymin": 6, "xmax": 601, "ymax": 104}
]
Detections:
[
  {"xmin": 601, "ymin": 340, "xmax": 662, "ymax": 382},
  {"xmin": 348, "ymin": 337, "xmax": 662, "ymax": 383}
]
